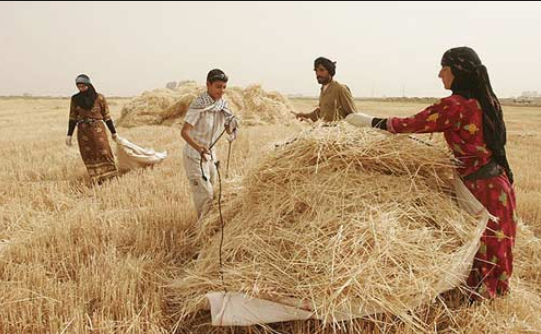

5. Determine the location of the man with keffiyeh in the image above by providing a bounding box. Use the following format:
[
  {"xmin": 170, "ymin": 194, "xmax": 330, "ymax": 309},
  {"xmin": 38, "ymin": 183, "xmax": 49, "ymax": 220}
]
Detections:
[{"xmin": 181, "ymin": 69, "xmax": 238, "ymax": 219}]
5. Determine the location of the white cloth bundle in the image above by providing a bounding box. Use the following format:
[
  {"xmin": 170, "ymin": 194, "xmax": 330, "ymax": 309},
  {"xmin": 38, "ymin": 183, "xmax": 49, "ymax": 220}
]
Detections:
[{"xmin": 114, "ymin": 136, "xmax": 167, "ymax": 171}]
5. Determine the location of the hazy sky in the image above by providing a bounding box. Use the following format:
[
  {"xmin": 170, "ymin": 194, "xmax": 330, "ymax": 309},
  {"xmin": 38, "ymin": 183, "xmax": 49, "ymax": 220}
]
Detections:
[{"xmin": 1, "ymin": 1, "xmax": 540, "ymax": 98}]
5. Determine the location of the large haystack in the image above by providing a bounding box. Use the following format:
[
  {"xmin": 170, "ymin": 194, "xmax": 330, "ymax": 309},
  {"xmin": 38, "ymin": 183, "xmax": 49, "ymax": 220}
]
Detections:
[
  {"xmin": 169, "ymin": 125, "xmax": 494, "ymax": 331},
  {"xmin": 117, "ymin": 83, "xmax": 295, "ymax": 128}
]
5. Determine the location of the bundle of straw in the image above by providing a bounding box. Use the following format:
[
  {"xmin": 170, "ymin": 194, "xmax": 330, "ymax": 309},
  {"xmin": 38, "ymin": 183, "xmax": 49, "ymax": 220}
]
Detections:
[
  {"xmin": 170, "ymin": 124, "xmax": 481, "ymax": 330},
  {"xmin": 117, "ymin": 83, "xmax": 295, "ymax": 128},
  {"xmin": 232, "ymin": 84, "xmax": 296, "ymax": 125},
  {"xmin": 117, "ymin": 83, "xmax": 203, "ymax": 127}
]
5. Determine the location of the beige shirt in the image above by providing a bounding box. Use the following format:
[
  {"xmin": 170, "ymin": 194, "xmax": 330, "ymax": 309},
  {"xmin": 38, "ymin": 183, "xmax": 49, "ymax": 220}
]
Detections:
[{"xmin": 317, "ymin": 80, "xmax": 357, "ymax": 122}]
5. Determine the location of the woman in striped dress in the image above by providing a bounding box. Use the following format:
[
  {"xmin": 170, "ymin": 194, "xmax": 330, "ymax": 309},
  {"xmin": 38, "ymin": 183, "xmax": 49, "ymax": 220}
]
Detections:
[{"xmin": 66, "ymin": 74, "xmax": 118, "ymax": 184}]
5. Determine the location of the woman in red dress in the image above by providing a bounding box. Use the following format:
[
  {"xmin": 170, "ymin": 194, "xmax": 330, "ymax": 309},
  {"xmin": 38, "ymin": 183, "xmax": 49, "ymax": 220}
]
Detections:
[{"xmin": 347, "ymin": 47, "xmax": 517, "ymax": 300}]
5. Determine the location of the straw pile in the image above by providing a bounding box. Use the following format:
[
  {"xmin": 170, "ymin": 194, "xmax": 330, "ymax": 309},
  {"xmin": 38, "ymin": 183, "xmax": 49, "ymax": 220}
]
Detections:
[
  {"xmin": 225, "ymin": 85, "xmax": 297, "ymax": 125},
  {"xmin": 170, "ymin": 124, "xmax": 486, "ymax": 331},
  {"xmin": 117, "ymin": 82, "xmax": 203, "ymax": 127},
  {"xmin": 117, "ymin": 83, "xmax": 295, "ymax": 128}
]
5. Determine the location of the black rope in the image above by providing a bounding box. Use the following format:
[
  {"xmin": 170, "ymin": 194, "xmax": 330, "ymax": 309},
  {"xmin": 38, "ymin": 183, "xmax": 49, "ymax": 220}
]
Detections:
[
  {"xmin": 215, "ymin": 162, "xmax": 226, "ymax": 292},
  {"xmin": 198, "ymin": 126, "xmax": 228, "ymax": 292},
  {"xmin": 200, "ymin": 128, "xmax": 227, "ymax": 181}
]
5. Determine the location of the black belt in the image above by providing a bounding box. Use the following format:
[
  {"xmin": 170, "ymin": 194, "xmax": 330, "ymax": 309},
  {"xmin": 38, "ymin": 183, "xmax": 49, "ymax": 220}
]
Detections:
[
  {"xmin": 77, "ymin": 118, "xmax": 102, "ymax": 125},
  {"xmin": 463, "ymin": 160, "xmax": 503, "ymax": 181}
]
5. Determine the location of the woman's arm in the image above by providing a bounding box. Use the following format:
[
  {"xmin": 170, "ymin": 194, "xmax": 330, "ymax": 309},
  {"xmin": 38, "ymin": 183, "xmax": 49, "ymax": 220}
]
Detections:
[
  {"xmin": 346, "ymin": 98, "xmax": 462, "ymax": 134},
  {"xmin": 99, "ymin": 95, "xmax": 117, "ymax": 136},
  {"xmin": 386, "ymin": 99, "xmax": 461, "ymax": 134},
  {"xmin": 67, "ymin": 97, "xmax": 78, "ymax": 136}
]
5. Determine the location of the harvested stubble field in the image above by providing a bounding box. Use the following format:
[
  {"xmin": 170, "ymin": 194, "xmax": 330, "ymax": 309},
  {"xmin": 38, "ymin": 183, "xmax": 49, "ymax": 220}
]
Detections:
[{"xmin": 0, "ymin": 96, "xmax": 540, "ymax": 334}]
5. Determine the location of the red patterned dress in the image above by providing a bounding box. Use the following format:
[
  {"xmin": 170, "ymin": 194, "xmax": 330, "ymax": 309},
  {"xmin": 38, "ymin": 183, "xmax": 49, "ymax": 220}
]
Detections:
[{"xmin": 387, "ymin": 95, "xmax": 517, "ymax": 299}]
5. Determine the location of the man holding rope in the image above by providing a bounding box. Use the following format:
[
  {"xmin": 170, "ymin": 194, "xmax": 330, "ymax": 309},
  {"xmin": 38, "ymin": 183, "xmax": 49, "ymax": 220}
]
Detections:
[{"xmin": 181, "ymin": 69, "xmax": 238, "ymax": 219}]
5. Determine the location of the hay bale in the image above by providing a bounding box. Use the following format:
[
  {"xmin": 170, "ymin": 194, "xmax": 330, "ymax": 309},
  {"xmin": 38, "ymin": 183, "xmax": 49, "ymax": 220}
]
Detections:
[
  {"xmin": 160, "ymin": 93, "xmax": 199, "ymax": 125},
  {"xmin": 117, "ymin": 83, "xmax": 295, "ymax": 128},
  {"xmin": 117, "ymin": 83, "xmax": 203, "ymax": 128},
  {"xmin": 116, "ymin": 88, "xmax": 179, "ymax": 127},
  {"xmin": 170, "ymin": 124, "xmax": 487, "ymax": 330},
  {"xmin": 229, "ymin": 84, "xmax": 297, "ymax": 126}
]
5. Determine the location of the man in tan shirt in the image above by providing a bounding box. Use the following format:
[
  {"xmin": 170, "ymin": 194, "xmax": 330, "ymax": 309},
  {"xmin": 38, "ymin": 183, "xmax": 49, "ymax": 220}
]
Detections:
[{"xmin": 295, "ymin": 57, "xmax": 357, "ymax": 122}]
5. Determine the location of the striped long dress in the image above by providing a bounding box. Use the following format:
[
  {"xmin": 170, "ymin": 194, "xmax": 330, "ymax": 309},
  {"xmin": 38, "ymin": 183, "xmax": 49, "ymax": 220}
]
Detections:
[{"xmin": 69, "ymin": 94, "xmax": 117, "ymax": 183}]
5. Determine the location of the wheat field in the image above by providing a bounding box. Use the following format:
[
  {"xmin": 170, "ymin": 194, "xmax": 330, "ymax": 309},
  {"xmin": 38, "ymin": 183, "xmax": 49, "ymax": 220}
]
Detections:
[{"xmin": 0, "ymin": 97, "xmax": 540, "ymax": 333}]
